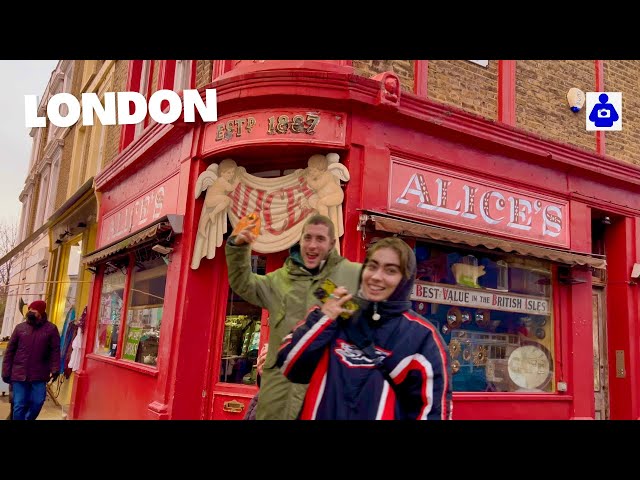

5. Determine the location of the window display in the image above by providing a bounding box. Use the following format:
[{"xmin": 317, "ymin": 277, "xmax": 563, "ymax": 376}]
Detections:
[
  {"xmin": 412, "ymin": 241, "xmax": 555, "ymax": 393},
  {"xmin": 95, "ymin": 266, "xmax": 127, "ymax": 357},
  {"xmin": 122, "ymin": 256, "xmax": 167, "ymax": 366}
]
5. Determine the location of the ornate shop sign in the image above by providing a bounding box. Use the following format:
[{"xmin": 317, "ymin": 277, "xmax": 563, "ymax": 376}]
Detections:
[
  {"xmin": 191, "ymin": 152, "xmax": 350, "ymax": 269},
  {"xmin": 411, "ymin": 280, "xmax": 550, "ymax": 316},
  {"xmin": 389, "ymin": 158, "xmax": 569, "ymax": 248},
  {"xmin": 201, "ymin": 109, "xmax": 346, "ymax": 154},
  {"xmin": 98, "ymin": 174, "xmax": 180, "ymax": 247}
]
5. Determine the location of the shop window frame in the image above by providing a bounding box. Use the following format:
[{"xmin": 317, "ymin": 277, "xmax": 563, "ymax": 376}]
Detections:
[
  {"xmin": 86, "ymin": 250, "xmax": 163, "ymax": 377},
  {"xmin": 410, "ymin": 238, "xmax": 561, "ymax": 395},
  {"xmin": 122, "ymin": 253, "xmax": 168, "ymax": 367}
]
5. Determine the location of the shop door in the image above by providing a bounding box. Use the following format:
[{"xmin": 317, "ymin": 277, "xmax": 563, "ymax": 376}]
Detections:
[
  {"xmin": 208, "ymin": 249, "xmax": 289, "ymax": 420},
  {"xmin": 592, "ymin": 287, "xmax": 610, "ymax": 420}
]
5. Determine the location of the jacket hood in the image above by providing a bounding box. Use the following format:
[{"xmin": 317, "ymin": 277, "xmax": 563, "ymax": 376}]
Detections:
[{"xmin": 344, "ymin": 246, "xmax": 417, "ymax": 350}]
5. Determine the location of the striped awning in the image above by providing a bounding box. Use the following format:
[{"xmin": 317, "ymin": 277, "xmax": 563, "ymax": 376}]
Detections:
[
  {"xmin": 363, "ymin": 212, "xmax": 606, "ymax": 269},
  {"xmin": 82, "ymin": 215, "xmax": 183, "ymax": 266}
]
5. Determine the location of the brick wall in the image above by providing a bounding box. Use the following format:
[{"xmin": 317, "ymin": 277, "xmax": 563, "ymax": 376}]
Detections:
[
  {"xmin": 427, "ymin": 60, "xmax": 498, "ymax": 121},
  {"xmin": 70, "ymin": 60, "xmax": 85, "ymax": 96},
  {"xmin": 353, "ymin": 60, "xmax": 414, "ymax": 92},
  {"xmin": 195, "ymin": 60, "xmax": 213, "ymax": 88},
  {"xmin": 94, "ymin": 59, "xmax": 640, "ymax": 173},
  {"xmin": 102, "ymin": 60, "xmax": 128, "ymax": 168},
  {"xmin": 516, "ymin": 60, "xmax": 595, "ymax": 153},
  {"xmin": 603, "ymin": 60, "xmax": 640, "ymax": 165}
]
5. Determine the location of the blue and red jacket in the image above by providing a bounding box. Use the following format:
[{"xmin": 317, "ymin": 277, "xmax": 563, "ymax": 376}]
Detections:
[{"xmin": 276, "ymin": 261, "xmax": 452, "ymax": 420}]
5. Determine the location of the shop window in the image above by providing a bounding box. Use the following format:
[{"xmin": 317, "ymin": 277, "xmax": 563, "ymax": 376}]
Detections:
[
  {"xmin": 53, "ymin": 238, "xmax": 83, "ymax": 331},
  {"xmin": 219, "ymin": 254, "xmax": 266, "ymax": 385},
  {"xmin": 95, "ymin": 263, "xmax": 127, "ymax": 357},
  {"xmin": 122, "ymin": 256, "xmax": 168, "ymax": 366},
  {"xmin": 412, "ymin": 241, "xmax": 555, "ymax": 393},
  {"xmin": 120, "ymin": 60, "xmax": 153, "ymax": 151}
]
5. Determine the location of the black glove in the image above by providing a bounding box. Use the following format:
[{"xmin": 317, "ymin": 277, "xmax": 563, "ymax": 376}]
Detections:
[
  {"xmin": 49, "ymin": 372, "xmax": 59, "ymax": 384},
  {"xmin": 2, "ymin": 376, "xmax": 9, "ymax": 384}
]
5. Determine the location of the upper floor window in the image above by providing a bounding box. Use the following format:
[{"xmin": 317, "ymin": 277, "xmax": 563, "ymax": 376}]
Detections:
[
  {"xmin": 33, "ymin": 168, "xmax": 50, "ymax": 229},
  {"xmin": 120, "ymin": 60, "xmax": 197, "ymax": 151},
  {"xmin": 134, "ymin": 60, "xmax": 152, "ymax": 140},
  {"xmin": 174, "ymin": 60, "xmax": 193, "ymax": 92}
]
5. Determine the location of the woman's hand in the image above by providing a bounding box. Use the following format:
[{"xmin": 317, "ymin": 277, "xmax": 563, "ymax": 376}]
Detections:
[{"xmin": 320, "ymin": 286, "xmax": 355, "ymax": 319}]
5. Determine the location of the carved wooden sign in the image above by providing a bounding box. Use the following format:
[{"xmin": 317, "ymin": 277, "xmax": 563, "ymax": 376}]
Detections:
[
  {"xmin": 98, "ymin": 174, "xmax": 180, "ymax": 248},
  {"xmin": 201, "ymin": 109, "xmax": 347, "ymax": 155},
  {"xmin": 191, "ymin": 153, "xmax": 350, "ymax": 269}
]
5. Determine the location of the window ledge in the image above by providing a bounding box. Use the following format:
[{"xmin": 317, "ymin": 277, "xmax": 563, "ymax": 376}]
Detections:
[
  {"xmin": 453, "ymin": 393, "xmax": 573, "ymax": 402},
  {"xmin": 86, "ymin": 353, "xmax": 159, "ymax": 377}
]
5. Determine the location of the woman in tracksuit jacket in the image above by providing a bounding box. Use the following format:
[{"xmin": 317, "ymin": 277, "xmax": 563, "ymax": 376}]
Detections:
[{"xmin": 276, "ymin": 237, "xmax": 453, "ymax": 420}]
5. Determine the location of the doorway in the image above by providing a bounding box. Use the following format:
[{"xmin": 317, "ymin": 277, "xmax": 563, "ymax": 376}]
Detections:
[{"xmin": 207, "ymin": 248, "xmax": 288, "ymax": 420}]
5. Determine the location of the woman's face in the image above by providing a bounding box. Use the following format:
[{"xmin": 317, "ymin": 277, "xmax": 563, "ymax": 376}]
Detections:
[{"xmin": 362, "ymin": 247, "xmax": 403, "ymax": 302}]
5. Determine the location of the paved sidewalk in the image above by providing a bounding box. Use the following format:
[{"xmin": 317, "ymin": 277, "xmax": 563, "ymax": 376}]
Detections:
[{"xmin": 0, "ymin": 392, "xmax": 67, "ymax": 420}]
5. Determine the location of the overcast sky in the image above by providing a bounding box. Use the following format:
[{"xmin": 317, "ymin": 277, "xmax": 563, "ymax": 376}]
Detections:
[{"xmin": 0, "ymin": 60, "xmax": 59, "ymax": 227}]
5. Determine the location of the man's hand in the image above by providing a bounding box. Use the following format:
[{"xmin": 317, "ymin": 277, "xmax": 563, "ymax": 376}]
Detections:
[
  {"xmin": 233, "ymin": 221, "xmax": 258, "ymax": 246},
  {"xmin": 2, "ymin": 376, "xmax": 9, "ymax": 384},
  {"xmin": 256, "ymin": 344, "xmax": 269, "ymax": 377},
  {"xmin": 49, "ymin": 372, "xmax": 59, "ymax": 384}
]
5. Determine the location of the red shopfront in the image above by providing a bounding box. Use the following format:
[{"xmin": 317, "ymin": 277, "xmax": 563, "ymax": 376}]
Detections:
[
  {"xmin": 70, "ymin": 61, "xmax": 640, "ymax": 420},
  {"xmin": 348, "ymin": 103, "xmax": 640, "ymax": 420}
]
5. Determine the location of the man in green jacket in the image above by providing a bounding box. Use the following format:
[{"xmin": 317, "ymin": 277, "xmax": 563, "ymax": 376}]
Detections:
[{"xmin": 226, "ymin": 214, "xmax": 361, "ymax": 420}]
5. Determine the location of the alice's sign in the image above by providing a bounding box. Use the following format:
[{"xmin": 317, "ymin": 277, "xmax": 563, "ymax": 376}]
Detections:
[
  {"xmin": 389, "ymin": 159, "xmax": 569, "ymax": 248},
  {"xmin": 191, "ymin": 152, "xmax": 350, "ymax": 269},
  {"xmin": 99, "ymin": 174, "xmax": 180, "ymax": 247},
  {"xmin": 411, "ymin": 281, "xmax": 550, "ymax": 316}
]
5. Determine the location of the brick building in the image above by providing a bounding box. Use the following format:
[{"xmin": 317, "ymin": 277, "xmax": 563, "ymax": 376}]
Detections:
[{"xmin": 67, "ymin": 60, "xmax": 640, "ymax": 420}]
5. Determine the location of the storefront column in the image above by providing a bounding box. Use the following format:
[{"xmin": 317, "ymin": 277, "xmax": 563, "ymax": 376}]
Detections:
[
  {"xmin": 567, "ymin": 201, "xmax": 595, "ymax": 419},
  {"xmin": 567, "ymin": 267, "xmax": 595, "ymax": 419},
  {"xmin": 68, "ymin": 266, "xmax": 102, "ymax": 420},
  {"xmin": 165, "ymin": 157, "xmax": 224, "ymax": 419}
]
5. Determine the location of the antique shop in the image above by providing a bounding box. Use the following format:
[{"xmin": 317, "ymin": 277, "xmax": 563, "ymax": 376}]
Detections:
[{"xmin": 69, "ymin": 61, "xmax": 640, "ymax": 420}]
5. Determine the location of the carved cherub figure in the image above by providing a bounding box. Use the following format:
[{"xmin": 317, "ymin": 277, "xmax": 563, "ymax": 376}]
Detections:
[
  {"xmin": 302, "ymin": 153, "xmax": 350, "ymax": 218},
  {"xmin": 300, "ymin": 152, "xmax": 350, "ymax": 251},
  {"xmin": 191, "ymin": 159, "xmax": 244, "ymax": 269}
]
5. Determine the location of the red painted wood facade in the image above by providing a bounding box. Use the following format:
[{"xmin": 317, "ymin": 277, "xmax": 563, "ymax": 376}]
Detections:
[{"xmin": 70, "ymin": 60, "xmax": 640, "ymax": 420}]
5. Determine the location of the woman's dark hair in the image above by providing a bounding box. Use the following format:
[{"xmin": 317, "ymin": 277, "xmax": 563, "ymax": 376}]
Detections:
[{"xmin": 365, "ymin": 237, "xmax": 413, "ymax": 279}]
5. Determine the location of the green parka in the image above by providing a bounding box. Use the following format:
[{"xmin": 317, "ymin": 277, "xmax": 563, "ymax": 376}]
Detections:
[{"xmin": 225, "ymin": 241, "xmax": 361, "ymax": 420}]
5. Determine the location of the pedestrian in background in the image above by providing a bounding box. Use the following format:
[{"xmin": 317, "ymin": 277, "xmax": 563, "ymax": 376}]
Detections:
[{"xmin": 2, "ymin": 300, "xmax": 60, "ymax": 420}]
